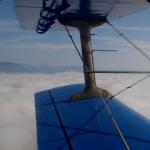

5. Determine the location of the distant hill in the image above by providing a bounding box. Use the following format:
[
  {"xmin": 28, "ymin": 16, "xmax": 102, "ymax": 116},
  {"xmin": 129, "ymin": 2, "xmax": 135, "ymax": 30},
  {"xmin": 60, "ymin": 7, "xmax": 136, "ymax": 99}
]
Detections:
[{"xmin": 0, "ymin": 62, "xmax": 82, "ymax": 73}]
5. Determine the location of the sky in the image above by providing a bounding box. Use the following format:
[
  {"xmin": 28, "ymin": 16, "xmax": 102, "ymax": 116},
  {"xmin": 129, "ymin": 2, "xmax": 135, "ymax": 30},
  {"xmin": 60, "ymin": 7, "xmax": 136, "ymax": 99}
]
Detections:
[{"xmin": 0, "ymin": 0, "xmax": 150, "ymax": 71}]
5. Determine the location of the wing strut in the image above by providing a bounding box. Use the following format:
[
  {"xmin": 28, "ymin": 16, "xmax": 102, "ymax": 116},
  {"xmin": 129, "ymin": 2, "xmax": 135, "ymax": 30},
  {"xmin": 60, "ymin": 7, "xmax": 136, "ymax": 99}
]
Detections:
[{"xmin": 60, "ymin": 20, "xmax": 111, "ymax": 101}]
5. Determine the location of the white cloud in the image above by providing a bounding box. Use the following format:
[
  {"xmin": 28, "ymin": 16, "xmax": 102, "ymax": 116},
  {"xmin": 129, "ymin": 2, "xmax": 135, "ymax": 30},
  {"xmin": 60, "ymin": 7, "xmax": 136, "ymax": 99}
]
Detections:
[
  {"xmin": 0, "ymin": 72, "xmax": 83, "ymax": 150},
  {"xmin": 0, "ymin": 72, "xmax": 150, "ymax": 149},
  {"xmin": 117, "ymin": 26, "xmax": 150, "ymax": 32},
  {"xmin": 100, "ymin": 25, "xmax": 150, "ymax": 32},
  {"xmin": 0, "ymin": 40, "xmax": 75, "ymax": 52},
  {"xmin": 25, "ymin": 42, "xmax": 75, "ymax": 51},
  {"xmin": 133, "ymin": 40, "xmax": 150, "ymax": 50}
]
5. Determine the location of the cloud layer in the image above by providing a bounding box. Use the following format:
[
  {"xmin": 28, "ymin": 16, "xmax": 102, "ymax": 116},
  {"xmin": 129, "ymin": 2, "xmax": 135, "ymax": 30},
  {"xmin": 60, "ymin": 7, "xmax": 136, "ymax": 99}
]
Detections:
[{"xmin": 0, "ymin": 72, "xmax": 150, "ymax": 150}]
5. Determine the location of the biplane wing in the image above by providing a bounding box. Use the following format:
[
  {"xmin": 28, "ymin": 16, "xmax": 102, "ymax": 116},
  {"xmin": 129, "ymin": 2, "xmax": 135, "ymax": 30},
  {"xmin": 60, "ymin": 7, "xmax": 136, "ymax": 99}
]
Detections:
[
  {"xmin": 35, "ymin": 84, "xmax": 150, "ymax": 150},
  {"xmin": 14, "ymin": 0, "xmax": 150, "ymax": 30}
]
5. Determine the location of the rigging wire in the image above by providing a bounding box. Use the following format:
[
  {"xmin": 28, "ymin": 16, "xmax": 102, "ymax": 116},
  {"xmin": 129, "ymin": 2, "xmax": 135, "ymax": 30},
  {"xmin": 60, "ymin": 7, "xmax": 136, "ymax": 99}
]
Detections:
[
  {"xmin": 101, "ymin": 97, "xmax": 130, "ymax": 150},
  {"xmin": 48, "ymin": 91, "xmax": 73, "ymax": 150},
  {"xmin": 106, "ymin": 21, "xmax": 150, "ymax": 99},
  {"xmin": 107, "ymin": 21, "xmax": 150, "ymax": 62},
  {"xmin": 64, "ymin": 25, "xmax": 89, "ymax": 72},
  {"xmin": 110, "ymin": 74, "xmax": 150, "ymax": 99}
]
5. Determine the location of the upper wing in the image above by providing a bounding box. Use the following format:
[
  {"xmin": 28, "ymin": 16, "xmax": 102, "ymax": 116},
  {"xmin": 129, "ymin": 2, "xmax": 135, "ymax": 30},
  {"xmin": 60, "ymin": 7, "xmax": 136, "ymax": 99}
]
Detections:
[{"xmin": 14, "ymin": 0, "xmax": 150, "ymax": 30}]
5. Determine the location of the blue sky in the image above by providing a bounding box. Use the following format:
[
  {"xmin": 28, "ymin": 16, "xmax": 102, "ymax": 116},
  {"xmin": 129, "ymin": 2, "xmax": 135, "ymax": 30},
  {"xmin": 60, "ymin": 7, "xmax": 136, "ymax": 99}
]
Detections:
[{"xmin": 0, "ymin": 0, "xmax": 150, "ymax": 71}]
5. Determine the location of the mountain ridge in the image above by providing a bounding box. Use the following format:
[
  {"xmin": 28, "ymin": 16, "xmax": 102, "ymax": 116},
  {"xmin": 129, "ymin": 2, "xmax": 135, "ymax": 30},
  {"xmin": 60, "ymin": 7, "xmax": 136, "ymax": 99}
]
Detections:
[{"xmin": 0, "ymin": 62, "xmax": 82, "ymax": 73}]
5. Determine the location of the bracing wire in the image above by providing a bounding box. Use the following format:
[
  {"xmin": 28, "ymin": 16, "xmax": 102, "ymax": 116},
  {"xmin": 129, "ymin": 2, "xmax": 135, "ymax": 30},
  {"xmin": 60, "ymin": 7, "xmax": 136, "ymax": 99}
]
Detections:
[
  {"xmin": 101, "ymin": 97, "xmax": 130, "ymax": 150},
  {"xmin": 111, "ymin": 74, "xmax": 150, "ymax": 99},
  {"xmin": 107, "ymin": 21, "xmax": 150, "ymax": 62},
  {"xmin": 48, "ymin": 91, "xmax": 73, "ymax": 150},
  {"xmin": 106, "ymin": 21, "xmax": 150, "ymax": 99},
  {"xmin": 64, "ymin": 25, "xmax": 89, "ymax": 72}
]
